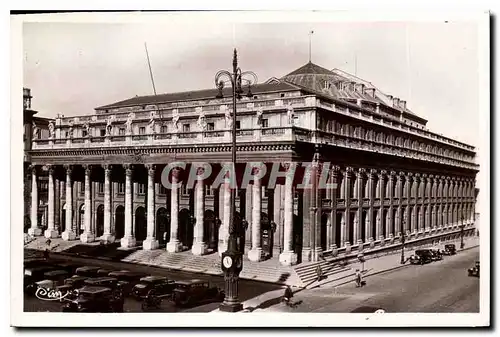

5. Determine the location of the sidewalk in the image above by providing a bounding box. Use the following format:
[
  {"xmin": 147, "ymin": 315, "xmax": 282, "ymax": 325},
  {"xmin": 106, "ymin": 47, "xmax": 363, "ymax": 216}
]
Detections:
[{"xmin": 303, "ymin": 235, "xmax": 479, "ymax": 290}]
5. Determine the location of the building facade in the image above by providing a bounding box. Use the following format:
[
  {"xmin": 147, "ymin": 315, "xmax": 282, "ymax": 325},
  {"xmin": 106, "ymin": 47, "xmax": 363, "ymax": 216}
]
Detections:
[{"xmin": 26, "ymin": 62, "xmax": 479, "ymax": 265}]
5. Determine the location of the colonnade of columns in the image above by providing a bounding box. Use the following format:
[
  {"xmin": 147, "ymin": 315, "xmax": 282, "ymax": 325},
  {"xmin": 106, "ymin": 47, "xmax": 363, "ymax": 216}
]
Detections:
[{"xmin": 27, "ymin": 163, "xmax": 476, "ymax": 266}]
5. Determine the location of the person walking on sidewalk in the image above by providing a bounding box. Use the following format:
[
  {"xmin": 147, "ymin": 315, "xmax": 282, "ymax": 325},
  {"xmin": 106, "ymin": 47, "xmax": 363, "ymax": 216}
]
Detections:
[
  {"xmin": 316, "ymin": 265, "xmax": 324, "ymax": 282},
  {"xmin": 355, "ymin": 269, "xmax": 364, "ymax": 288}
]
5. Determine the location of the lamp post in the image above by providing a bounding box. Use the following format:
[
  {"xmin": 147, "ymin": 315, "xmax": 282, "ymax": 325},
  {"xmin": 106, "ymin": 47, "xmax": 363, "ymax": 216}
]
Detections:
[
  {"xmin": 460, "ymin": 214, "xmax": 465, "ymax": 249},
  {"xmin": 215, "ymin": 49, "xmax": 257, "ymax": 312},
  {"xmin": 400, "ymin": 219, "xmax": 406, "ymax": 265}
]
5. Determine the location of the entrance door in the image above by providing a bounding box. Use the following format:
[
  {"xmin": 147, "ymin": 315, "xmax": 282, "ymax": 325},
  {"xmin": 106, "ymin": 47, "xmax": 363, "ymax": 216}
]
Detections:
[
  {"xmin": 96, "ymin": 205, "xmax": 104, "ymax": 238},
  {"xmin": 156, "ymin": 207, "xmax": 169, "ymax": 244},
  {"xmin": 61, "ymin": 204, "xmax": 66, "ymax": 233},
  {"xmin": 321, "ymin": 212, "xmax": 328, "ymax": 251},
  {"xmin": 135, "ymin": 206, "xmax": 147, "ymax": 242},
  {"xmin": 293, "ymin": 214, "xmax": 302, "ymax": 264},
  {"xmin": 179, "ymin": 208, "xmax": 193, "ymax": 249},
  {"xmin": 204, "ymin": 210, "xmax": 217, "ymax": 250},
  {"xmin": 115, "ymin": 206, "xmax": 125, "ymax": 240}
]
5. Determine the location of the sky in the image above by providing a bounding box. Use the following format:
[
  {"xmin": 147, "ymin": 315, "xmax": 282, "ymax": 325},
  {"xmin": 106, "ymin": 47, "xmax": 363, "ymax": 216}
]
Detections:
[{"xmin": 21, "ymin": 13, "xmax": 484, "ymax": 204}]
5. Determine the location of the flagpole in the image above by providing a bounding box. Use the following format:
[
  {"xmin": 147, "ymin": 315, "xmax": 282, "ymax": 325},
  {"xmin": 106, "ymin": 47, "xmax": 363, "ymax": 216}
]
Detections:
[{"xmin": 309, "ymin": 30, "xmax": 314, "ymax": 62}]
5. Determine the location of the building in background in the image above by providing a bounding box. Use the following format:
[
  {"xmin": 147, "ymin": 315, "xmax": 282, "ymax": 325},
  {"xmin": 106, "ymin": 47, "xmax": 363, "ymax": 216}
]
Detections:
[{"xmin": 26, "ymin": 60, "xmax": 479, "ymax": 266}]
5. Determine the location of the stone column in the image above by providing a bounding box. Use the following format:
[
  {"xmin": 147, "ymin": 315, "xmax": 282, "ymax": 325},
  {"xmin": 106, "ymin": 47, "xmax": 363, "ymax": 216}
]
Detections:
[
  {"xmin": 344, "ymin": 167, "xmax": 353, "ymax": 249},
  {"xmin": 248, "ymin": 171, "xmax": 263, "ymax": 262},
  {"xmin": 354, "ymin": 168, "xmax": 364, "ymax": 245},
  {"xmin": 143, "ymin": 164, "xmax": 159, "ymax": 250},
  {"xmin": 366, "ymin": 169, "xmax": 375, "ymax": 243},
  {"xmin": 54, "ymin": 178, "xmax": 60, "ymax": 233},
  {"xmin": 101, "ymin": 164, "xmax": 114, "ymax": 243},
  {"xmin": 313, "ymin": 159, "xmax": 323, "ymax": 261},
  {"xmin": 121, "ymin": 164, "xmax": 136, "ymax": 248},
  {"xmin": 377, "ymin": 170, "xmax": 386, "ymax": 241},
  {"xmin": 62, "ymin": 165, "xmax": 76, "ymax": 240},
  {"xmin": 330, "ymin": 166, "xmax": 340, "ymax": 252},
  {"xmin": 28, "ymin": 165, "xmax": 42, "ymax": 236},
  {"xmin": 279, "ymin": 163, "xmax": 297, "ymax": 265},
  {"xmin": 387, "ymin": 171, "xmax": 396, "ymax": 240},
  {"xmin": 396, "ymin": 172, "xmax": 404, "ymax": 237},
  {"xmin": 418, "ymin": 205, "xmax": 424, "ymax": 233},
  {"xmin": 44, "ymin": 165, "xmax": 58, "ymax": 238},
  {"xmin": 167, "ymin": 168, "xmax": 182, "ymax": 252},
  {"xmin": 411, "ymin": 205, "xmax": 418, "ymax": 234},
  {"xmin": 192, "ymin": 168, "xmax": 207, "ymax": 255},
  {"xmin": 80, "ymin": 165, "xmax": 95, "ymax": 243}
]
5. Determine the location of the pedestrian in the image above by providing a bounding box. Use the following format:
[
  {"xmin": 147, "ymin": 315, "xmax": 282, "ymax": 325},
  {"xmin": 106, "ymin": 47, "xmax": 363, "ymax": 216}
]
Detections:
[
  {"xmin": 355, "ymin": 269, "xmax": 362, "ymax": 288},
  {"xmin": 163, "ymin": 231, "xmax": 168, "ymax": 244},
  {"xmin": 316, "ymin": 265, "xmax": 324, "ymax": 282},
  {"xmin": 283, "ymin": 286, "xmax": 293, "ymax": 307}
]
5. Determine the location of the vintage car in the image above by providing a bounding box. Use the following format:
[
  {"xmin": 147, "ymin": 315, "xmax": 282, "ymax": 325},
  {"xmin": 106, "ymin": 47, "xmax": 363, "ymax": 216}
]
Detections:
[
  {"xmin": 132, "ymin": 276, "xmax": 176, "ymax": 299},
  {"xmin": 97, "ymin": 268, "xmax": 115, "ymax": 277},
  {"xmin": 83, "ymin": 277, "xmax": 127, "ymax": 294},
  {"xmin": 443, "ymin": 244, "xmax": 457, "ymax": 256},
  {"xmin": 56, "ymin": 275, "xmax": 90, "ymax": 294},
  {"xmin": 55, "ymin": 262, "xmax": 81, "ymax": 274},
  {"xmin": 429, "ymin": 249, "xmax": 444, "ymax": 261},
  {"xmin": 409, "ymin": 249, "xmax": 433, "ymax": 265},
  {"xmin": 350, "ymin": 306, "xmax": 386, "ymax": 313},
  {"xmin": 75, "ymin": 266, "xmax": 101, "ymax": 277},
  {"xmin": 61, "ymin": 286, "xmax": 124, "ymax": 312},
  {"xmin": 171, "ymin": 279, "xmax": 224, "ymax": 307},
  {"xmin": 24, "ymin": 266, "xmax": 58, "ymax": 295},
  {"xmin": 468, "ymin": 261, "xmax": 480, "ymax": 277},
  {"xmin": 107, "ymin": 270, "xmax": 148, "ymax": 294}
]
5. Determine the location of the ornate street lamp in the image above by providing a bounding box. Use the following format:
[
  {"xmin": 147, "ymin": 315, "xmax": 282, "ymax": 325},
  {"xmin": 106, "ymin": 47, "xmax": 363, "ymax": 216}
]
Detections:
[
  {"xmin": 460, "ymin": 214, "xmax": 465, "ymax": 249},
  {"xmin": 215, "ymin": 49, "xmax": 257, "ymax": 312},
  {"xmin": 400, "ymin": 219, "xmax": 406, "ymax": 265}
]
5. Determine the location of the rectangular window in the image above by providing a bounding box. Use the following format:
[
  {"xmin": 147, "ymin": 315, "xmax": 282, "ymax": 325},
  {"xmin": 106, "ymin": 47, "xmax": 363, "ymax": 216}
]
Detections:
[
  {"xmin": 204, "ymin": 184, "xmax": 213, "ymax": 196},
  {"xmin": 117, "ymin": 183, "xmax": 125, "ymax": 194},
  {"xmin": 82, "ymin": 130, "xmax": 88, "ymax": 137},
  {"xmin": 159, "ymin": 184, "xmax": 167, "ymax": 195},
  {"xmin": 119, "ymin": 128, "xmax": 125, "ymax": 135},
  {"xmin": 80, "ymin": 182, "xmax": 85, "ymax": 194},
  {"xmin": 139, "ymin": 127, "xmax": 146, "ymax": 135},
  {"xmin": 97, "ymin": 183, "xmax": 104, "ymax": 194},
  {"xmin": 263, "ymin": 189, "xmax": 269, "ymax": 198},
  {"xmin": 182, "ymin": 184, "xmax": 189, "ymax": 196},
  {"xmin": 207, "ymin": 122, "xmax": 215, "ymax": 131},
  {"xmin": 100, "ymin": 129, "xmax": 106, "ymax": 137},
  {"xmin": 160, "ymin": 126, "xmax": 168, "ymax": 134},
  {"xmin": 235, "ymin": 121, "xmax": 241, "ymax": 129},
  {"xmin": 261, "ymin": 119, "xmax": 269, "ymax": 128},
  {"xmin": 138, "ymin": 184, "xmax": 145, "ymax": 195},
  {"xmin": 182, "ymin": 124, "xmax": 190, "ymax": 132}
]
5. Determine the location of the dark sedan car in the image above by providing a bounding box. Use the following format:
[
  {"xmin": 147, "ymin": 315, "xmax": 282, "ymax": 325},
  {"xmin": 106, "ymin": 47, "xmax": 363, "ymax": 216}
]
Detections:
[
  {"xmin": 61, "ymin": 286, "xmax": 124, "ymax": 312},
  {"xmin": 75, "ymin": 266, "xmax": 101, "ymax": 277},
  {"xmin": 171, "ymin": 279, "xmax": 224, "ymax": 307},
  {"xmin": 429, "ymin": 249, "xmax": 443, "ymax": 261},
  {"xmin": 132, "ymin": 276, "xmax": 176, "ymax": 299},
  {"xmin": 409, "ymin": 249, "xmax": 433, "ymax": 265},
  {"xmin": 468, "ymin": 261, "xmax": 480, "ymax": 277}
]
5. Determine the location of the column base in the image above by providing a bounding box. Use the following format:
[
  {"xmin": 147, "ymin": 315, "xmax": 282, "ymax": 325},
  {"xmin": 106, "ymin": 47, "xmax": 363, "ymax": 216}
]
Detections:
[
  {"xmin": 44, "ymin": 229, "xmax": 59, "ymax": 239},
  {"xmin": 191, "ymin": 242, "xmax": 208, "ymax": 256},
  {"xmin": 219, "ymin": 301, "xmax": 243, "ymax": 313},
  {"xmin": 330, "ymin": 244, "xmax": 338, "ymax": 257},
  {"xmin": 279, "ymin": 251, "xmax": 298, "ymax": 266},
  {"xmin": 248, "ymin": 248, "xmax": 263, "ymax": 262},
  {"xmin": 80, "ymin": 232, "xmax": 95, "ymax": 243},
  {"xmin": 143, "ymin": 238, "xmax": 159, "ymax": 250},
  {"xmin": 301, "ymin": 248, "xmax": 312, "ymax": 262},
  {"xmin": 313, "ymin": 248, "xmax": 323, "ymax": 261},
  {"xmin": 61, "ymin": 231, "xmax": 76, "ymax": 241},
  {"xmin": 166, "ymin": 240, "xmax": 182, "ymax": 253},
  {"xmin": 368, "ymin": 238, "xmax": 375, "ymax": 249},
  {"xmin": 120, "ymin": 235, "xmax": 136, "ymax": 248},
  {"xmin": 28, "ymin": 228, "xmax": 42, "ymax": 236},
  {"xmin": 100, "ymin": 233, "xmax": 115, "ymax": 244}
]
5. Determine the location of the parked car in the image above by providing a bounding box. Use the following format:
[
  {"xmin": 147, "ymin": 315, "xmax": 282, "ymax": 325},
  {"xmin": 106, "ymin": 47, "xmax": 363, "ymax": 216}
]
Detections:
[
  {"xmin": 468, "ymin": 261, "xmax": 480, "ymax": 277},
  {"xmin": 24, "ymin": 266, "xmax": 57, "ymax": 295},
  {"xmin": 409, "ymin": 249, "xmax": 433, "ymax": 265},
  {"xmin": 61, "ymin": 286, "xmax": 124, "ymax": 312},
  {"xmin": 443, "ymin": 244, "xmax": 457, "ymax": 256},
  {"xmin": 75, "ymin": 266, "xmax": 101, "ymax": 277},
  {"xmin": 97, "ymin": 268, "xmax": 115, "ymax": 277},
  {"xmin": 107, "ymin": 271, "xmax": 148, "ymax": 295},
  {"xmin": 132, "ymin": 276, "xmax": 176, "ymax": 299},
  {"xmin": 171, "ymin": 279, "xmax": 224, "ymax": 307},
  {"xmin": 83, "ymin": 277, "xmax": 127, "ymax": 295},
  {"xmin": 55, "ymin": 262, "xmax": 81, "ymax": 274},
  {"xmin": 56, "ymin": 275, "xmax": 90, "ymax": 294},
  {"xmin": 429, "ymin": 249, "xmax": 443, "ymax": 261}
]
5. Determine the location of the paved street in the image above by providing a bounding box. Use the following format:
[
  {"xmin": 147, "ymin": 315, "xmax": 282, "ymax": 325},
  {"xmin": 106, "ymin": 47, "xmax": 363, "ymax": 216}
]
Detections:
[
  {"xmin": 259, "ymin": 246, "xmax": 480, "ymax": 313},
  {"xmin": 24, "ymin": 250, "xmax": 281, "ymax": 313}
]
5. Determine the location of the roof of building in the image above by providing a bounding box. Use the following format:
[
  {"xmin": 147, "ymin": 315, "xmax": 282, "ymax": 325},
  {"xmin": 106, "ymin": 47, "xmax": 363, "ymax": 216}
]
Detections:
[
  {"xmin": 96, "ymin": 82, "xmax": 302, "ymax": 110},
  {"xmin": 284, "ymin": 61, "xmax": 337, "ymax": 76}
]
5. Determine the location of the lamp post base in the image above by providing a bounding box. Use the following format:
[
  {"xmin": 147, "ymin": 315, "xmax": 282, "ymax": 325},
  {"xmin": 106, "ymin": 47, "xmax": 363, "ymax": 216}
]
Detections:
[{"xmin": 219, "ymin": 301, "xmax": 243, "ymax": 312}]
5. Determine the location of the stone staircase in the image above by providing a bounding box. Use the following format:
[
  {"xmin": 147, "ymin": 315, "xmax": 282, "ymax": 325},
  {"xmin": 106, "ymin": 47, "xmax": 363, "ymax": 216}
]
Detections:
[
  {"xmin": 122, "ymin": 250, "xmax": 303, "ymax": 287},
  {"xmin": 24, "ymin": 237, "xmax": 83, "ymax": 252},
  {"xmin": 294, "ymin": 257, "xmax": 352, "ymax": 287}
]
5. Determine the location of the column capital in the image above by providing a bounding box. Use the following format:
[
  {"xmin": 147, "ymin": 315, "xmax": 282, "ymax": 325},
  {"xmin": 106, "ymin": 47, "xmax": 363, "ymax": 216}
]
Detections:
[
  {"xmin": 102, "ymin": 164, "xmax": 112, "ymax": 171},
  {"xmin": 146, "ymin": 164, "xmax": 156, "ymax": 177},
  {"xmin": 123, "ymin": 164, "xmax": 133, "ymax": 176},
  {"xmin": 29, "ymin": 164, "xmax": 38, "ymax": 174},
  {"xmin": 43, "ymin": 164, "xmax": 54, "ymax": 174},
  {"xmin": 357, "ymin": 168, "xmax": 366, "ymax": 178},
  {"xmin": 422, "ymin": 173, "xmax": 428, "ymax": 178},
  {"xmin": 63, "ymin": 164, "xmax": 73, "ymax": 172},
  {"xmin": 332, "ymin": 165, "xmax": 341, "ymax": 173},
  {"xmin": 82, "ymin": 164, "xmax": 92, "ymax": 175},
  {"xmin": 429, "ymin": 174, "xmax": 434, "ymax": 179}
]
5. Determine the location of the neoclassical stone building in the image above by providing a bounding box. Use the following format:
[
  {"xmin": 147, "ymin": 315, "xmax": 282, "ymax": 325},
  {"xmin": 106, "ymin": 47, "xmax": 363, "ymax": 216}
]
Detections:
[{"xmin": 26, "ymin": 62, "xmax": 479, "ymax": 265}]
